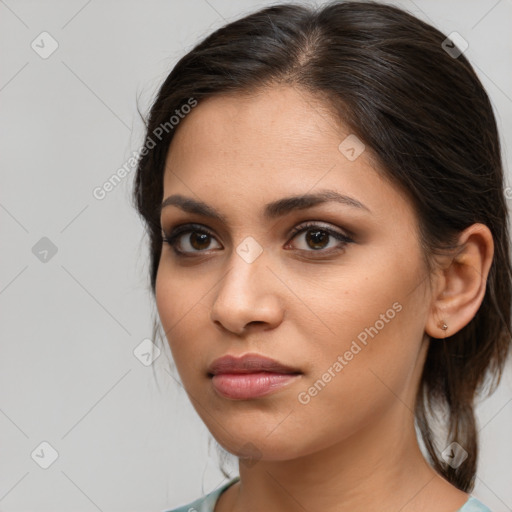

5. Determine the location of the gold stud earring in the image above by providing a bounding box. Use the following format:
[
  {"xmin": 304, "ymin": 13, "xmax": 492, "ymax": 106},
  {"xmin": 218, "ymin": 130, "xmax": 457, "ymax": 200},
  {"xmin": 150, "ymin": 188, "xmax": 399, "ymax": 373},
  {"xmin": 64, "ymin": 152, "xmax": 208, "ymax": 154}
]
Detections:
[{"xmin": 438, "ymin": 321, "xmax": 448, "ymax": 331}]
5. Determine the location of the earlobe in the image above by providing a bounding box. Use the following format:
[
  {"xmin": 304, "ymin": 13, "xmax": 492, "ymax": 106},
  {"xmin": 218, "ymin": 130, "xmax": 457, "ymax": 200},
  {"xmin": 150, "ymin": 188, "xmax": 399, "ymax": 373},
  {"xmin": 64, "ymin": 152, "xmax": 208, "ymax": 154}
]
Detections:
[{"xmin": 425, "ymin": 223, "xmax": 494, "ymax": 339}]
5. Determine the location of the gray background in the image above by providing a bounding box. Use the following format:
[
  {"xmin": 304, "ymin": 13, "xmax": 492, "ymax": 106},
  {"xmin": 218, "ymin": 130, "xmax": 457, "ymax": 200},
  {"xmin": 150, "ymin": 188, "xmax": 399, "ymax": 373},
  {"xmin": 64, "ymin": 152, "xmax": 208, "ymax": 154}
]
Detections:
[{"xmin": 1, "ymin": 0, "xmax": 511, "ymax": 511}]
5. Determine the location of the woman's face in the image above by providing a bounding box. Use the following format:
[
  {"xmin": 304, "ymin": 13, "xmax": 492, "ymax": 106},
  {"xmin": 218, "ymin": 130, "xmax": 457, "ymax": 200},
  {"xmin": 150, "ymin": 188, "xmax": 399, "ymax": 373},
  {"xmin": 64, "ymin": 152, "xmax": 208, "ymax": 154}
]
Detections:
[{"xmin": 156, "ymin": 85, "xmax": 434, "ymax": 461}]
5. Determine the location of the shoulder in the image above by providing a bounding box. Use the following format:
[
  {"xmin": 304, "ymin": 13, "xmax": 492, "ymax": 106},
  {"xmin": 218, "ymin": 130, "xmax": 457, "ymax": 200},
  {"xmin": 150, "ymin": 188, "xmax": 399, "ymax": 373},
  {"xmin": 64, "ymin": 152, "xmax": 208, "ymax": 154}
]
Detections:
[
  {"xmin": 457, "ymin": 496, "xmax": 494, "ymax": 512},
  {"xmin": 162, "ymin": 477, "xmax": 240, "ymax": 512}
]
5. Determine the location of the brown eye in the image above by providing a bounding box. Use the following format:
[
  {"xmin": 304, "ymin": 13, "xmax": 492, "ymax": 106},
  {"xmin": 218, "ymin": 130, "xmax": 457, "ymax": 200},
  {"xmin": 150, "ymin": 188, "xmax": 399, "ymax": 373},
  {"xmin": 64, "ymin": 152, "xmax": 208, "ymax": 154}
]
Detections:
[
  {"xmin": 189, "ymin": 232, "xmax": 213, "ymax": 250},
  {"xmin": 162, "ymin": 224, "xmax": 222, "ymax": 255},
  {"xmin": 304, "ymin": 229, "xmax": 330, "ymax": 250},
  {"xmin": 287, "ymin": 222, "xmax": 353, "ymax": 254}
]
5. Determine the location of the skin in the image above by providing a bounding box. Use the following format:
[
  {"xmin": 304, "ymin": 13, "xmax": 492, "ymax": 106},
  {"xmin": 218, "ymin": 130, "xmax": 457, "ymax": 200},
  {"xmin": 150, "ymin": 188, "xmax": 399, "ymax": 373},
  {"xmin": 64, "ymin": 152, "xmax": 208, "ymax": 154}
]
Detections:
[{"xmin": 155, "ymin": 85, "xmax": 494, "ymax": 512}]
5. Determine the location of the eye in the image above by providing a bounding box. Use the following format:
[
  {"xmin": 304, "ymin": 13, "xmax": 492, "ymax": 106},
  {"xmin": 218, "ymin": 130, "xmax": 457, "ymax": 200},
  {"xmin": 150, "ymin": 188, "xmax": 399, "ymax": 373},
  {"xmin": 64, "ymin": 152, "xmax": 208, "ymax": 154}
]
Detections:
[
  {"xmin": 162, "ymin": 223, "xmax": 222, "ymax": 256},
  {"xmin": 285, "ymin": 222, "xmax": 353, "ymax": 254},
  {"xmin": 162, "ymin": 221, "xmax": 353, "ymax": 258}
]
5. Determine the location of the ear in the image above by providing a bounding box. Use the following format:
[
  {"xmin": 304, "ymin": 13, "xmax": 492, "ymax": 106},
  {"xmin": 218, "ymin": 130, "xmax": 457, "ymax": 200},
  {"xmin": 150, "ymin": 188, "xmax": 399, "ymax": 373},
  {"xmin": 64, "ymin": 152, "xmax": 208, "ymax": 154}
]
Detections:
[{"xmin": 425, "ymin": 223, "xmax": 494, "ymax": 339}]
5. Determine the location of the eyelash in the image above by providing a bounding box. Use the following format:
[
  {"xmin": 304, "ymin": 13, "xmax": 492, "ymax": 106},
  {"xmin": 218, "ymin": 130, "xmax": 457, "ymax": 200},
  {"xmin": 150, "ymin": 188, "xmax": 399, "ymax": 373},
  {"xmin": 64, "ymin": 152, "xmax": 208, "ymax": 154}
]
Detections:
[{"xmin": 162, "ymin": 222, "xmax": 354, "ymax": 258}]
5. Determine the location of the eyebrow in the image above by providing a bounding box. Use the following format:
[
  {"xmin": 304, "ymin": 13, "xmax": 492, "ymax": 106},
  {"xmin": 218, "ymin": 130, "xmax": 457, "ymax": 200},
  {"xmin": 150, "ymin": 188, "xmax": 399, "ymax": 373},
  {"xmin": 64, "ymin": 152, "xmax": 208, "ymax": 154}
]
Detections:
[{"xmin": 160, "ymin": 189, "xmax": 371, "ymax": 222}]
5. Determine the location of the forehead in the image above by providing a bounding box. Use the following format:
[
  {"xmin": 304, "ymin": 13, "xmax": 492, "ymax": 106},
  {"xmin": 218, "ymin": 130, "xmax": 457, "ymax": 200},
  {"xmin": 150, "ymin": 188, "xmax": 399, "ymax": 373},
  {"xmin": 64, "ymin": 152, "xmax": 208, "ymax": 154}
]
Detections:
[
  {"xmin": 166, "ymin": 86, "xmax": 341, "ymax": 167},
  {"xmin": 162, "ymin": 86, "xmax": 412, "ymax": 225}
]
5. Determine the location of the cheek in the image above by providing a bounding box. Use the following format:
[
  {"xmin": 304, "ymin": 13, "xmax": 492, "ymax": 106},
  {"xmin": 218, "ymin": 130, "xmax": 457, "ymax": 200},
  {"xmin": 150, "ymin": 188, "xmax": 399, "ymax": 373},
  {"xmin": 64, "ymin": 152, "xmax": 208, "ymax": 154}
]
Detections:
[
  {"xmin": 155, "ymin": 268, "xmax": 178, "ymax": 333},
  {"xmin": 295, "ymin": 252, "xmax": 427, "ymax": 397},
  {"xmin": 290, "ymin": 258, "xmax": 414, "ymax": 353},
  {"xmin": 155, "ymin": 266, "xmax": 206, "ymax": 375}
]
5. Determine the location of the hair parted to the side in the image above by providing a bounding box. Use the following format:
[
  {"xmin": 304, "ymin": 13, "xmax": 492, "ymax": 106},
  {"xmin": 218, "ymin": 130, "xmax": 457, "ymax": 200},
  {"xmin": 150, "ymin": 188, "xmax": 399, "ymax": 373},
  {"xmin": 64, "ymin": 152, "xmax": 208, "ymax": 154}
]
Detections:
[{"xmin": 133, "ymin": 0, "xmax": 512, "ymax": 492}]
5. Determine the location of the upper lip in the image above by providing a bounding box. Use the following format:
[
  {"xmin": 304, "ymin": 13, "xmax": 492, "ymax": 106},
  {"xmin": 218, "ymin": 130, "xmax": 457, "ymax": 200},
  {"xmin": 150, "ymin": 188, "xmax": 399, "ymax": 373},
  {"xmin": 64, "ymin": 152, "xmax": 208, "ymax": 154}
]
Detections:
[{"xmin": 207, "ymin": 353, "xmax": 302, "ymax": 376}]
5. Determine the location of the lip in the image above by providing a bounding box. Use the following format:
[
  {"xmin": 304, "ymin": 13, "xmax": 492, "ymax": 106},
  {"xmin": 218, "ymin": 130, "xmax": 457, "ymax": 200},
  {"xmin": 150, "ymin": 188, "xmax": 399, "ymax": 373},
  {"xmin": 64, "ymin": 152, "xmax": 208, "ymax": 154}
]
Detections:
[
  {"xmin": 207, "ymin": 353, "xmax": 301, "ymax": 376},
  {"xmin": 211, "ymin": 372, "xmax": 301, "ymax": 399},
  {"xmin": 207, "ymin": 353, "xmax": 302, "ymax": 400}
]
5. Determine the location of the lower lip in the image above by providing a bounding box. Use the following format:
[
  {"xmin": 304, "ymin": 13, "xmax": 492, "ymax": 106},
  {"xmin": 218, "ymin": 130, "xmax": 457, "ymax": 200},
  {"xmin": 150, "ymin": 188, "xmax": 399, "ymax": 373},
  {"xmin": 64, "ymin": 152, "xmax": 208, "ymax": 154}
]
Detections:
[{"xmin": 211, "ymin": 372, "xmax": 301, "ymax": 399}]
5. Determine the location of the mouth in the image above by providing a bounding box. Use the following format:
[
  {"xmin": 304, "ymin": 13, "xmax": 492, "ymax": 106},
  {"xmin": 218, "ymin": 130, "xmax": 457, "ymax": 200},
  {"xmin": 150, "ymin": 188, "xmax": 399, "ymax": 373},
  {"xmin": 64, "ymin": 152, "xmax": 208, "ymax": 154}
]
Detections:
[{"xmin": 207, "ymin": 353, "xmax": 302, "ymax": 400}]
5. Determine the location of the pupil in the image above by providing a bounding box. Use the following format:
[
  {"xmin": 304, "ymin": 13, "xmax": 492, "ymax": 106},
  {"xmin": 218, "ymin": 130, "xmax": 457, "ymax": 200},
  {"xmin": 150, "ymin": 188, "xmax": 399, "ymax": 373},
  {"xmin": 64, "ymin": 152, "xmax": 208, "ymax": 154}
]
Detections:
[
  {"xmin": 306, "ymin": 229, "xmax": 329, "ymax": 250},
  {"xmin": 190, "ymin": 232, "xmax": 210, "ymax": 250}
]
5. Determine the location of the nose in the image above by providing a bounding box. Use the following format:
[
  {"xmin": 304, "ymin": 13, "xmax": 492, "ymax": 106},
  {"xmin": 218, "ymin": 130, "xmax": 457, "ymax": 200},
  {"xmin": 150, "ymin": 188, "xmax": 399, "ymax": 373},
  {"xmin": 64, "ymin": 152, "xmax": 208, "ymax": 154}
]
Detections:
[{"xmin": 210, "ymin": 248, "xmax": 285, "ymax": 335}]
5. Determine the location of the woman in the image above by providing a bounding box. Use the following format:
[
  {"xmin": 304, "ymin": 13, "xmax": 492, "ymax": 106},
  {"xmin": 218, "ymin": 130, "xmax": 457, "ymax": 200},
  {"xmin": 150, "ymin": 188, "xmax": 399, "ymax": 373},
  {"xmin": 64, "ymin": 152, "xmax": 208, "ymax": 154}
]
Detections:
[{"xmin": 133, "ymin": 1, "xmax": 511, "ymax": 511}]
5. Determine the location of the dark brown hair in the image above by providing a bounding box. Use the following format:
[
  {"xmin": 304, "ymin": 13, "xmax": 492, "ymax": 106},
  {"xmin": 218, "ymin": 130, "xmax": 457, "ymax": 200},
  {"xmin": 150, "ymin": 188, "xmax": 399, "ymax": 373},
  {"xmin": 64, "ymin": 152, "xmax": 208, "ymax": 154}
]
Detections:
[{"xmin": 133, "ymin": 0, "xmax": 512, "ymax": 492}]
